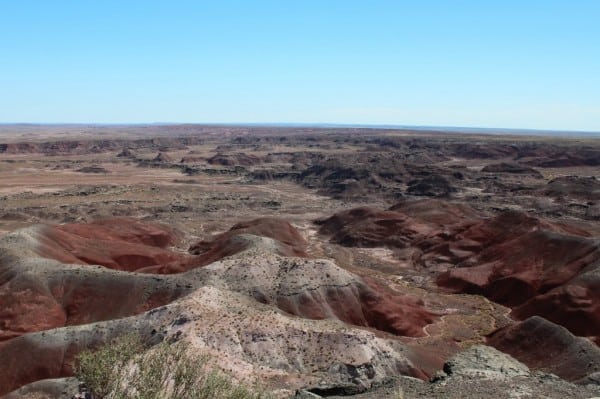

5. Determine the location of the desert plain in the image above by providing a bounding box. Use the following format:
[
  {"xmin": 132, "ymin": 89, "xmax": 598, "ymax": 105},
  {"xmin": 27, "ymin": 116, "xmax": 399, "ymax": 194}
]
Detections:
[{"xmin": 0, "ymin": 124, "xmax": 599, "ymax": 398}]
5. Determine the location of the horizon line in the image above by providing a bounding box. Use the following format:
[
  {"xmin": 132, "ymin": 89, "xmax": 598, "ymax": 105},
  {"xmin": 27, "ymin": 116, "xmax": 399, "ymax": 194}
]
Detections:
[{"xmin": 1, "ymin": 121, "xmax": 599, "ymax": 133}]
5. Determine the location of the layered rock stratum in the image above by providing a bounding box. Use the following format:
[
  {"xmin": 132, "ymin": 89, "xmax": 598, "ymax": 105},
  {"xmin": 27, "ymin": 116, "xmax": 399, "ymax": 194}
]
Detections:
[{"xmin": 0, "ymin": 217, "xmax": 441, "ymax": 397}]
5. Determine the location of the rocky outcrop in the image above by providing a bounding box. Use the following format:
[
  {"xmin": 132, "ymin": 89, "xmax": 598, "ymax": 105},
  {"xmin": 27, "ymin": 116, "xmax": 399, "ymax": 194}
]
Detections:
[
  {"xmin": 0, "ymin": 283, "xmax": 434, "ymax": 397},
  {"xmin": 488, "ymin": 316, "xmax": 600, "ymax": 382},
  {"xmin": 407, "ymin": 175, "xmax": 456, "ymax": 197},
  {"xmin": 34, "ymin": 217, "xmax": 184, "ymax": 272},
  {"xmin": 207, "ymin": 152, "xmax": 261, "ymax": 167},
  {"xmin": 388, "ymin": 344, "xmax": 600, "ymax": 399},
  {"xmin": 190, "ymin": 234, "xmax": 437, "ymax": 337},
  {"xmin": 190, "ymin": 217, "xmax": 308, "ymax": 258},
  {"xmin": 436, "ymin": 210, "xmax": 599, "ymax": 304},
  {"xmin": 544, "ymin": 176, "xmax": 600, "ymax": 201},
  {"xmin": 0, "ymin": 137, "xmax": 195, "ymax": 156},
  {"xmin": 481, "ymin": 162, "xmax": 543, "ymax": 178},
  {"xmin": 317, "ymin": 199, "xmax": 479, "ymax": 249},
  {"xmin": 434, "ymin": 211, "xmax": 600, "ymax": 341},
  {"xmin": 525, "ymin": 148, "xmax": 600, "ymax": 167},
  {"xmin": 0, "ymin": 244, "xmax": 191, "ymax": 342},
  {"xmin": 318, "ymin": 202, "xmax": 600, "ymax": 348},
  {"xmin": 30, "ymin": 217, "xmax": 311, "ymax": 274},
  {"xmin": 441, "ymin": 345, "xmax": 530, "ymax": 380},
  {"xmin": 317, "ymin": 207, "xmax": 425, "ymax": 248},
  {"xmin": 511, "ymin": 267, "xmax": 600, "ymax": 343},
  {"xmin": 0, "ymin": 217, "xmax": 440, "ymax": 396}
]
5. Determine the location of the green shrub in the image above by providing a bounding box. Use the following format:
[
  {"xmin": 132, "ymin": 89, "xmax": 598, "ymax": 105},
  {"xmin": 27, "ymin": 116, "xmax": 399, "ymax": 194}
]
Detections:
[
  {"xmin": 75, "ymin": 335, "xmax": 269, "ymax": 399},
  {"xmin": 75, "ymin": 334, "xmax": 143, "ymax": 398}
]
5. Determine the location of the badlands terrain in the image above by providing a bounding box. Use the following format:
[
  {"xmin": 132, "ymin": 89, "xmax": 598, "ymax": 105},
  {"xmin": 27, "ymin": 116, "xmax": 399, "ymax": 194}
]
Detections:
[{"xmin": 0, "ymin": 124, "xmax": 599, "ymax": 398}]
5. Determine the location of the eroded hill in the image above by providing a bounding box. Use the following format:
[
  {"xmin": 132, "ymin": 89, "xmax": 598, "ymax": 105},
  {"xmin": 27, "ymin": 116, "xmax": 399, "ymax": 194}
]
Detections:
[{"xmin": 0, "ymin": 125, "xmax": 599, "ymax": 399}]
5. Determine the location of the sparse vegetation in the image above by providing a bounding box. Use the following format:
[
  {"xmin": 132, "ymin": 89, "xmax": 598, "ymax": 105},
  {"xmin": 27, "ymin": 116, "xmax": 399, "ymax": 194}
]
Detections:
[{"xmin": 75, "ymin": 335, "xmax": 269, "ymax": 399}]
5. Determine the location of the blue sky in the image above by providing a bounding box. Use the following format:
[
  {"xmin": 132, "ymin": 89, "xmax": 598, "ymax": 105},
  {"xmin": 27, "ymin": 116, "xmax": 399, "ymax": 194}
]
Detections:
[{"xmin": 1, "ymin": 1, "xmax": 599, "ymax": 130}]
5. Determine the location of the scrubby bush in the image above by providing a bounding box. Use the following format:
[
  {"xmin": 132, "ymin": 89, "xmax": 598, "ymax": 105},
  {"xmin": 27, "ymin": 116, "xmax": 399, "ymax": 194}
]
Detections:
[{"xmin": 75, "ymin": 335, "xmax": 269, "ymax": 399}]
